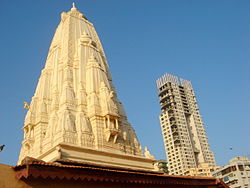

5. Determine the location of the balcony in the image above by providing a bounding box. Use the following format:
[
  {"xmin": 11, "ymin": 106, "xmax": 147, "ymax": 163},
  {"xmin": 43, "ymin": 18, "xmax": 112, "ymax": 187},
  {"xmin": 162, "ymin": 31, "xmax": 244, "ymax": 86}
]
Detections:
[
  {"xmin": 171, "ymin": 124, "xmax": 177, "ymax": 129},
  {"xmin": 161, "ymin": 102, "xmax": 176, "ymax": 110},
  {"xmin": 173, "ymin": 135, "xmax": 179, "ymax": 141},
  {"xmin": 174, "ymin": 140, "xmax": 181, "ymax": 146},
  {"xmin": 104, "ymin": 128, "xmax": 120, "ymax": 143},
  {"xmin": 166, "ymin": 106, "xmax": 175, "ymax": 111},
  {"xmin": 168, "ymin": 114, "xmax": 175, "ymax": 118},
  {"xmin": 171, "ymin": 128, "xmax": 178, "ymax": 133},
  {"xmin": 172, "ymin": 132, "xmax": 178, "ymax": 136},
  {"xmin": 170, "ymin": 120, "xmax": 176, "ymax": 125}
]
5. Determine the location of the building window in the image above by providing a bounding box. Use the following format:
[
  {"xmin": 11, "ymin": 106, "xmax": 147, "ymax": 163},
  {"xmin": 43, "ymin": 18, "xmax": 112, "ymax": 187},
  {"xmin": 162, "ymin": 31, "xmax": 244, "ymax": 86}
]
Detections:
[{"xmin": 238, "ymin": 165, "xmax": 244, "ymax": 171}]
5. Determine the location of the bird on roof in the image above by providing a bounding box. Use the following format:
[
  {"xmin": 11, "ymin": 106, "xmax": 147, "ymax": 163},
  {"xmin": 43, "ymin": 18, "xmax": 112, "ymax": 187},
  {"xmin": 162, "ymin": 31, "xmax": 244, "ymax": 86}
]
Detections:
[{"xmin": 0, "ymin": 145, "xmax": 5, "ymax": 152}]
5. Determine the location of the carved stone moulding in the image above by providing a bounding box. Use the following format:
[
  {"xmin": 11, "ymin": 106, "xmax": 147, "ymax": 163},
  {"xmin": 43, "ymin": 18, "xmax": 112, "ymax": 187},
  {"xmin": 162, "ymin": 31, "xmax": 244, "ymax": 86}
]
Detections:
[{"xmin": 38, "ymin": 143, "xmax": 156, "ymax": 172}]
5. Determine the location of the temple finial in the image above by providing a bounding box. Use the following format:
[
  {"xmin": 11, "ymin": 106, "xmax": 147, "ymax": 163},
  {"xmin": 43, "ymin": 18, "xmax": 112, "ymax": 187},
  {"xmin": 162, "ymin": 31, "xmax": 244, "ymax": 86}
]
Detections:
[{"xmin": 71, "ymin": 2, "xmax": 77, "ymax": 11}]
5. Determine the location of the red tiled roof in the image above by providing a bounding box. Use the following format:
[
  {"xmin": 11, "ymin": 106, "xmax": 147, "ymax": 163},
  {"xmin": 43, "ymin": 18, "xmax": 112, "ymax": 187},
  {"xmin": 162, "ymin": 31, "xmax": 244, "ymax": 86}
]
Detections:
[{"xmin": 13, "ymin": 158, "xmax": 228, "ymax": 187}]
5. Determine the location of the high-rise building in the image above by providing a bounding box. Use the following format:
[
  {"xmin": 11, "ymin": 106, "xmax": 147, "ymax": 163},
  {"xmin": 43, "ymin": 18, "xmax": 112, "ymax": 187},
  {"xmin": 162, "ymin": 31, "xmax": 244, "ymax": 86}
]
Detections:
[
  {"xmin": 156, "ymin": 73, "xmax": 216, "ymax": 176},
  {"xmin": 18, "ymin": 3, "xmax": 155, "ymax": 171}
]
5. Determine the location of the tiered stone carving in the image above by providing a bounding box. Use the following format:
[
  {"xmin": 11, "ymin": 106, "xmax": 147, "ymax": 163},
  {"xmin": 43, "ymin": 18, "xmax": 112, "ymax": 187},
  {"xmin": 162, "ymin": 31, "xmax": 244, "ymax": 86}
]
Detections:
[{"xmin": 18, "ymin": 4, "xmax": 146, "ymax": 165}]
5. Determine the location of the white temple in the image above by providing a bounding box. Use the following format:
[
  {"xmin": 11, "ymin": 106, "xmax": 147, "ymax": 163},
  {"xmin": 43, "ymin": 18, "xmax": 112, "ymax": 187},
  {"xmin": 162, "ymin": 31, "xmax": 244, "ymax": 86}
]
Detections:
[{"xmin": 18, "ymin": 3, "xmax": 155, "ymax": 171}]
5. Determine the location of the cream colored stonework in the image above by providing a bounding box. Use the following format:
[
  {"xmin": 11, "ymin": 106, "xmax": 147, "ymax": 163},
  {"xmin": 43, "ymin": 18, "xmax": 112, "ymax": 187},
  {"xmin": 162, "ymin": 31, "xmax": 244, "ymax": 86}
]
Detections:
[{"xmin": 18, "ymin": 4, "xmax": 155, "ymax": 171}]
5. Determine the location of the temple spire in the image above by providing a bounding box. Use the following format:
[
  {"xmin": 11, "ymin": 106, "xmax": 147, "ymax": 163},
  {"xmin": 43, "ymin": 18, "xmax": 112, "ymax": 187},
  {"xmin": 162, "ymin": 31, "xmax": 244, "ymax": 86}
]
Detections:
[{"xmin": 18, "ymin": 5, "xmax": 156, "ymax": 172}]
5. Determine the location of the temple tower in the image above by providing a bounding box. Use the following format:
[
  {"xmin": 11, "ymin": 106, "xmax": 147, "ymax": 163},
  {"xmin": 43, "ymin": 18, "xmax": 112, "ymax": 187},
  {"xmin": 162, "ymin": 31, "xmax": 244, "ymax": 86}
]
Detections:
[{"xmin": 19, "ymin": 4, "xmax": 155, "ymax": 171}]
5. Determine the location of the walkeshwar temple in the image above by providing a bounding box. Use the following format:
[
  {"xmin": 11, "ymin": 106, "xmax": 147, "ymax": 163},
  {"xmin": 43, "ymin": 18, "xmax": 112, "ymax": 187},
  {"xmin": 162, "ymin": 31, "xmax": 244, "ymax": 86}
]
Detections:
[
  {"xmin": 0, "ymin": 4, "xmax": 228, "ymax": 188},
  {"xmin": 17, "ymin": 3, "xmax": 155, "ymax": 171}
]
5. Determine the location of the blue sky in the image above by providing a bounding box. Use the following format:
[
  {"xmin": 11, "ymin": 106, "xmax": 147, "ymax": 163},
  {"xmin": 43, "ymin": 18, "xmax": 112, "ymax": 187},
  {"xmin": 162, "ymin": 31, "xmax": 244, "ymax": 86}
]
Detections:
[{"xmin": 0, "ymin": 0, "xmax": 249, "ymax": 166}]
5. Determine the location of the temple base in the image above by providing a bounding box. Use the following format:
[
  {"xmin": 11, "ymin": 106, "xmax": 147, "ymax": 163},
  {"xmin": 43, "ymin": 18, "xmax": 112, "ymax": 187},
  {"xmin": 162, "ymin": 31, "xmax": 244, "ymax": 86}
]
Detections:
[{"xmin": 38, "ymin": 143, "xmax": 157, "ymax": 172}]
